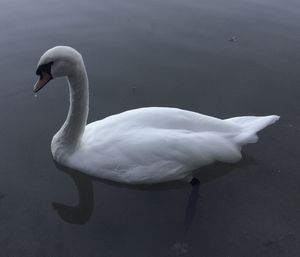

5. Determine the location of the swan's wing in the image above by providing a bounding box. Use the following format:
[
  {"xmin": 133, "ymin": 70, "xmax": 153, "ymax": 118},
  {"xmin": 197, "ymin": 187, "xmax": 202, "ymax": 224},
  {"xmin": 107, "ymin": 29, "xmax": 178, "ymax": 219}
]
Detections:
[{"xmin": 72, "ymin": 127, "xmax": 242, "ymax": 184}]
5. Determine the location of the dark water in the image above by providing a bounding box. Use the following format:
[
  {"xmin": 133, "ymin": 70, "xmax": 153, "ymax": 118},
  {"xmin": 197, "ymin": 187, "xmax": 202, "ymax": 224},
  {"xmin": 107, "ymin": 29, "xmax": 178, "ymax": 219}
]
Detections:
[{"xmin": 0, "ymin": 0, "xmax": 300, "ymax": 256}]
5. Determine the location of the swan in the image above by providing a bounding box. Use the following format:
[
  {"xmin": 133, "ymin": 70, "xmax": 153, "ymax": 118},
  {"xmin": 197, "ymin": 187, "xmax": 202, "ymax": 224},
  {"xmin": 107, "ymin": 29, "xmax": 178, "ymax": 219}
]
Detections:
[{"xmin": 33, "ymin": 46, "xmax": 279, "ymax": 185}]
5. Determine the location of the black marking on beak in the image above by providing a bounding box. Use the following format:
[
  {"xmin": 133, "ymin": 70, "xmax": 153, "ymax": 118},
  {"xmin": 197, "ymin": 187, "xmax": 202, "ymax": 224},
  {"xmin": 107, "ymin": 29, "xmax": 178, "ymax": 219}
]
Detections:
[{"xmin": 36, "ymin": 61, "xmax": 54, "ymax": 78}]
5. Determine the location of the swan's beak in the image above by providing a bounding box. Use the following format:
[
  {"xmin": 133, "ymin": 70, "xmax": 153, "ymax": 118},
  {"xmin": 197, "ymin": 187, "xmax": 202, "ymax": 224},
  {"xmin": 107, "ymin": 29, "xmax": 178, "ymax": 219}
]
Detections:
[{"xmin": 33, "ymin": 71, "xmax": 52, "ymax": 93}]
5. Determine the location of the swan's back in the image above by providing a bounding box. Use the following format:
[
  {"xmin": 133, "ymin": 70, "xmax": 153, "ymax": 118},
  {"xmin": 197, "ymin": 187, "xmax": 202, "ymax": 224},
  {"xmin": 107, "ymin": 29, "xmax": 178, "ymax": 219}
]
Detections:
[{"xmin": 85, "ymin": 107, "xmax": 241, "ymax": 137}]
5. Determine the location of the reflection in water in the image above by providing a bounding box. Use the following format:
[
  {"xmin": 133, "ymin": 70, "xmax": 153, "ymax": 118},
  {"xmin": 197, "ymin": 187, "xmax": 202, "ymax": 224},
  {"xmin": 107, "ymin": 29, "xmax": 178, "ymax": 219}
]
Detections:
[
  {"xmin": 184, "ymin": 182, "xmax": 200, "ymax": 234},
  {"xmin": 53, "ymin": 162, "xmax": 94, "ymax": 224},
  {"xmin": 53, "ymin": 153, "xmax": 256, "ymax": 227},
  {"xmin": 184, "ymin": 153, "xmax": 257, "ymax": 233}
]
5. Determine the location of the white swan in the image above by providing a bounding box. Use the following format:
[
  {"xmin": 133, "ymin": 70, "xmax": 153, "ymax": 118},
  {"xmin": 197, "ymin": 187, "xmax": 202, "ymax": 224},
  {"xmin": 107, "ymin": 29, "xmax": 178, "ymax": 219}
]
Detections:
[{"xmin": 33, "ymin": 46, "xmax": 279, "ymax": 184}]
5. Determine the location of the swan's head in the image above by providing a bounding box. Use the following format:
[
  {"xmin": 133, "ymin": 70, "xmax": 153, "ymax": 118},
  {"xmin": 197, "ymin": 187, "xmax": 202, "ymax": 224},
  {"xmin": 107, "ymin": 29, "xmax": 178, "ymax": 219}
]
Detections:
[{"xmin": 33, "ymin": 46, "xmax": 83, "ymax": 93}]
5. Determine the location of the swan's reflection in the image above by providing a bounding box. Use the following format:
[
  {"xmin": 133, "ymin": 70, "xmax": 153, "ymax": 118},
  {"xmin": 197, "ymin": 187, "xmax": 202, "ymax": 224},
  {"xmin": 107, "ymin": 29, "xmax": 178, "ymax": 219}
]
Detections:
[
  {"xmin": 53, "ymin": 153, "xmax": 256, "ymax": 228},
  {"xmin": 52, "ymin": 162, "xmax": 94, "ymax": 224}
]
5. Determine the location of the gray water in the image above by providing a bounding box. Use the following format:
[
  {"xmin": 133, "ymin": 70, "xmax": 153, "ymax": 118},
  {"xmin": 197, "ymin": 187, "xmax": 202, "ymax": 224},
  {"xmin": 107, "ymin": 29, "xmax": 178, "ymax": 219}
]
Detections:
[{"xmin": 0, "ymin": 0, "xmax": 300, "ymax": 256}]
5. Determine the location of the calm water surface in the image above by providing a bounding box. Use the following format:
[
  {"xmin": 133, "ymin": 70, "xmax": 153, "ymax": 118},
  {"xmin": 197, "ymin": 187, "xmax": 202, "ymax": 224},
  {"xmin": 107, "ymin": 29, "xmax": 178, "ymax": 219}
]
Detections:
[{"xmin": 0, "ymin": 0, "xmax": 300, "ymax": 256}]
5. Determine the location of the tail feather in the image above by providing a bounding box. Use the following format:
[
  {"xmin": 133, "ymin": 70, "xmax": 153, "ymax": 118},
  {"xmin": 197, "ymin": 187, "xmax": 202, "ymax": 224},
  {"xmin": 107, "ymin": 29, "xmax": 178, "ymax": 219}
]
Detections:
[{"xmin": 226, "ymin": 115, "xmax": 280, "ymax": 145}]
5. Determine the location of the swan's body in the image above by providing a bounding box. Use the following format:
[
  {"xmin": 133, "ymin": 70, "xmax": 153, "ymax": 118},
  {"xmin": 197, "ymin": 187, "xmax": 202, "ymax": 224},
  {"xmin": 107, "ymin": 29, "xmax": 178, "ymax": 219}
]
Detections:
[{"xmin": 33, "ymin": 46, "xmax": 279, "ymax": 184}]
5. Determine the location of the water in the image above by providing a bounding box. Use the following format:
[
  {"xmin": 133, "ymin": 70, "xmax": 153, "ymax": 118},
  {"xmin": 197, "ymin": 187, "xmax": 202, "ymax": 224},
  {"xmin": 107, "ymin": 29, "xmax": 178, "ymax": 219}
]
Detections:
[{"xmin": 0, "ymin": 0, "xmax": 300, "ymax": 256}]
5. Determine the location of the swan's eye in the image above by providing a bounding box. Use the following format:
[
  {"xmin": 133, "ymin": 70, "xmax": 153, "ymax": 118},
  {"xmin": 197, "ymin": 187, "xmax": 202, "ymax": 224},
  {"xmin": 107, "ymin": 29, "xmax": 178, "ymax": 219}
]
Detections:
[{"xmin": 36, "ymin": 61, "xmax": 54, "ymax": 78}]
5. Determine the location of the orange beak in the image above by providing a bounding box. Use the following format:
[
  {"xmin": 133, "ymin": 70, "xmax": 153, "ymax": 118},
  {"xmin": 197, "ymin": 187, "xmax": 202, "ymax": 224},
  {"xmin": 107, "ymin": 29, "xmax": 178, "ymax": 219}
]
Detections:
[{"xmin": 33, "ymin": 71, "xmax": 52, "ymax": 93}]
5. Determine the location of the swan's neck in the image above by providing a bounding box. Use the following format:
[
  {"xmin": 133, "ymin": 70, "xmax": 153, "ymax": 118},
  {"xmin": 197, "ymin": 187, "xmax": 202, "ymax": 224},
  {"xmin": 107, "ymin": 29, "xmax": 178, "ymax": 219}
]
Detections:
[{"xmin": 52, "ymin": 61, "xmax": 89, "ymax": 159}]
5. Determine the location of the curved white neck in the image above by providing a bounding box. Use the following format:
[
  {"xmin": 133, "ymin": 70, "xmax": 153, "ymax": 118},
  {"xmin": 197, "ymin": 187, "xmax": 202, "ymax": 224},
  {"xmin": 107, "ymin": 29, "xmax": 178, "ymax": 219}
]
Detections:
[{"xmin": 51, "ymin": 60, "xmax": 89, "ymax": 158}]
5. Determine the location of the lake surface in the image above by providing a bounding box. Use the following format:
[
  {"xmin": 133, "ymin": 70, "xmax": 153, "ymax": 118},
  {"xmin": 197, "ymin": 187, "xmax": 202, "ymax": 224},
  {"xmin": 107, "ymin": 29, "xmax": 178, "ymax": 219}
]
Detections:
[{"xmin": 0, "ymin": 0, "xmax": 300, "ymax": 256}]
